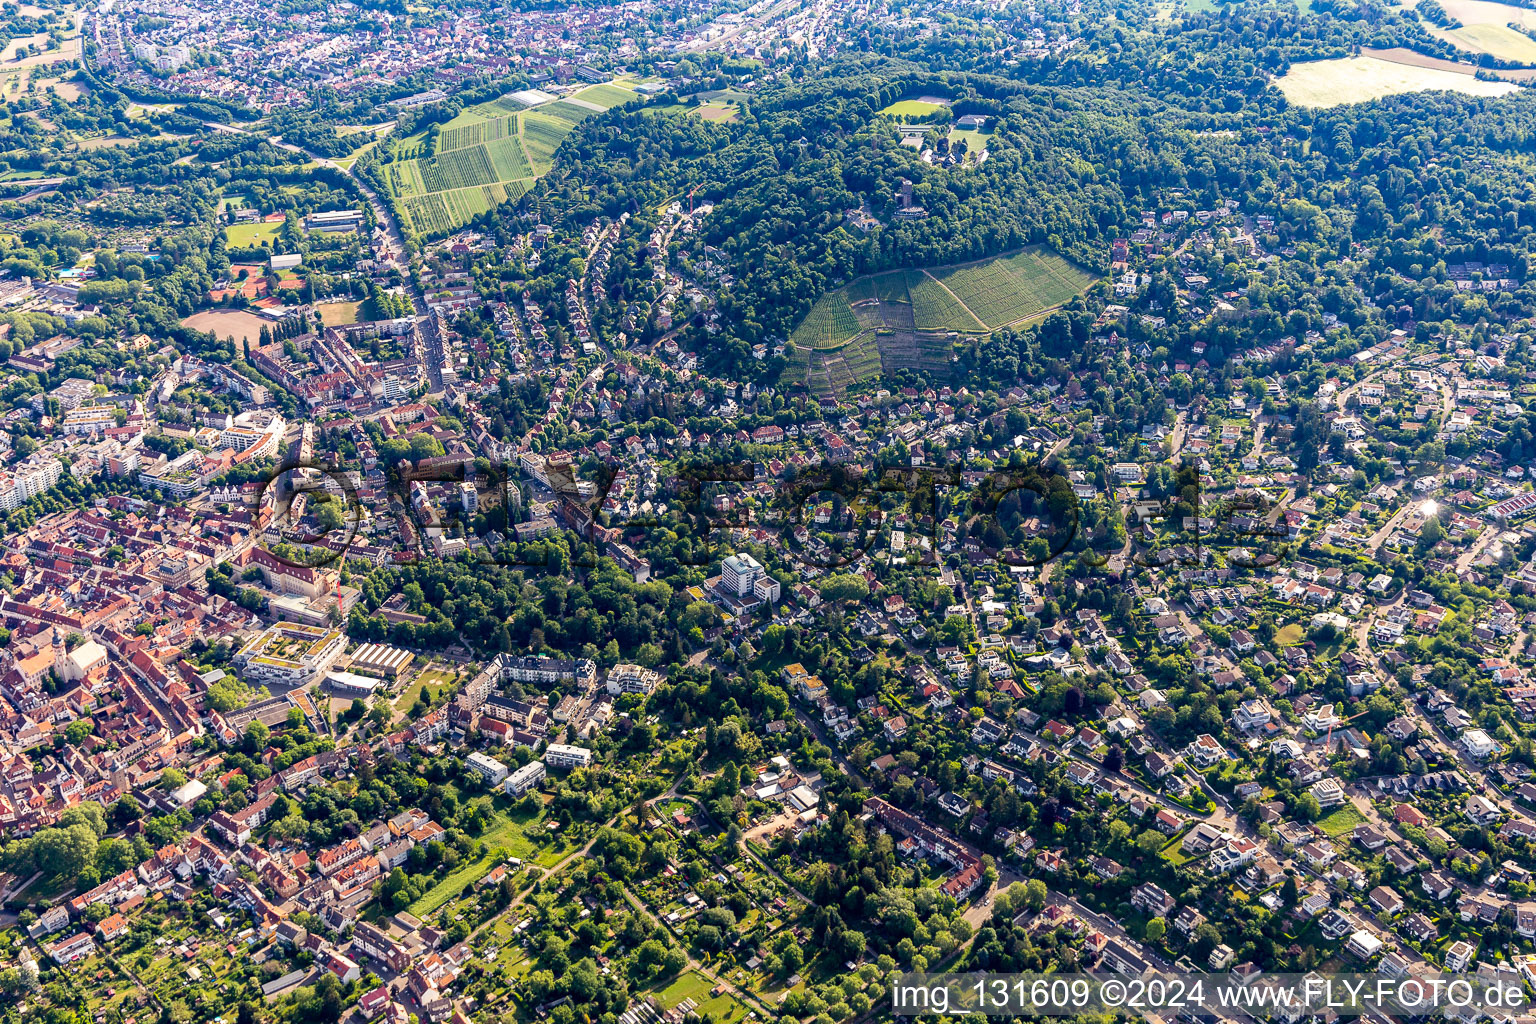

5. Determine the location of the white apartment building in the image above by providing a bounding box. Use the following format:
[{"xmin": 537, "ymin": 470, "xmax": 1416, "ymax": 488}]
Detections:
[
  {"xmin": 721, "ymin": 552, "xmax": 765, "ymax": 595},
  {"xmin": 504, "ymin": 760, "xmax": 546, "ymax": 796},
  {"xmin": 466, "ymin": 752, "xmax": 509, "ymax": 785},
  {"xmin": 545, "ymin": 744, "xmax": 593, "ymax": 769},
  {"xmin": 0, "ymin": 452, "xmax": 65, "ymax": 511}
]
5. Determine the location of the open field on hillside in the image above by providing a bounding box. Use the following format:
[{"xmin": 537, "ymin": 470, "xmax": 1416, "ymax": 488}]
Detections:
[
  {"xmin": 73, "ymin": 134, "xmax": 135, "ymax": 150},
  {"xmin": 24, "ymin": 72, "xmax": 84, "ymax": 100},
  {"xmin": 880, "ymin": 98, "xmax": 950, "ymax": 120},
  {"xmin": 1407, "ymin": 0, "xmax": 1536, "ymax": 63},
  {"xmin": 1365, "ymin": 45, "xmax": 1536, "ymax": 80},
  {"xmin": 694, "ymin": 98, "xmax": 741, "ymax": 121},
  {"xmin": 1431, "ymin": 22, "xmax": 1536, "ymax": 63},
  {"xmin": 1276, "ymin": 54, "xmax": 1518, "ymax": 106},
  {"xmin": 949, "ymin": 126, "xmax": 992, "ymax": 158},
  {"xmin": 573, "ymin": 82, "xmax": 638, "ymax": 109}
]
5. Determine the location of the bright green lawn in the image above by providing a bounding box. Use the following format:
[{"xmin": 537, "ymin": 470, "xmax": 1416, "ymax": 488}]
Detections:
[
  {"xmin": 1275, "ymin": 623, "xmax": 1304, "ymax": 646},
  {"xmin": 1317, "ymin": 805, "xmax": 1365, "ymax": 837},
  {"xmin": 881, "ymin": 99, "xmax": 949, "ymax": 120},
  {"xmin": 654, "ymin": 971, "xmax": 715, "ymax": 1009},
  {"xmin": 226, "ymin": 221, "xmax": 280, "ymax": 246},
  {"xmin": 409, "ymin": 806, "xmax": 555, "ymax": 916}
]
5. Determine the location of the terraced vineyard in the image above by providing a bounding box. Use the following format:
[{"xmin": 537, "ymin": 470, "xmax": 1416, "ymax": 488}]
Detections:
[
  {"xmin": 910, "ymin": 273, "xmax": 987, "ymax": 331},
  {"xmin": 386, "ymin": 88, "xmax": 611, "ymax": 238},
  {"xmin": 438, "ymin": 115, "xmax": 518, "ymax": 152},
  {"xmin": 783, "ymin": 247, "xmax": 1097, "ymax": 396},
  {"xmin": 791, "ymin": 291, "xmax": 860, "ymax": 348},
  {"xmin": 522, "ymin": 112, "xmax": 579, "ymax": 171},
  {"xmin": 804, "ymin": 334, "xmax": 883, "ymax": 395},
  {"xmin": 931, "ymin": 248, "xmax": 1095, "ymax": 329},
  {"xmin": 847, "ymin": 269, "xmax": 920, "ymax": 306},
  {"xmin": 541, "ymin": 101, "xmax": 603, "ymax": 124},
  {"xmin": 424, "ymin": 145, "xmax": 497, "ymax": 191}
]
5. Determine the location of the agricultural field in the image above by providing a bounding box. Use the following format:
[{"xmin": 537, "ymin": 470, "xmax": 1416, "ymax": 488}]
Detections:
[
  {"xmin": 30, "ymin": 72, "xmax": 83, "ymax": 100},
  {"xmin": 789, "ymin": 330, "xmax": 891, "ymax": 396},
  {"xmin": 438, "ymin": 114, "xmax": 518, "ymax": 152},
  {"xmin": 1442, "ymin": 23, "xmax": 1536, "ymax": 63},
  {"xmin": 694, "ymin": 98, "xmax": 741, "ymax": 121},
  {"xmin": 1408, "ymin": 0, "xmax": 1536, "ymax": 63},
  {"xmin": 0, "ymin": 7, "xmax": 82, "ymax": 69},
  {"xmin": 572, "ymin": 82, "xmax": 638, "ymax": 109},
  {"xmin": 1276, "ymin": 54, "xmax": 1518, "ymax": 106},
  {"xmin": 880, "ymin": 97, "xmax": 951, "ymax": 121},
  {"xmin": 385, "ymin": 89, "xmax": 598, "ymax": 237},
  {"xmin": 426, "ymin": 145, "xmax": 497, "ymax": 191},
  {"xmin": 539, "ymin": 100, "xmax": 602, "ymax": 123},
  {"xmin": 649, "ymin": 89, "xmax": 748, "ymax": 122},
  {"xmin": 693, "ymin": 88, "xmax": 749, "ymax": 122},
  {"xmin": 521, "ymin": 111, "xmax": 578, "ymax": 171},
  {"xmin": 73, "ymin": 134, "xmax": 136, "ymax": 150},
  {"xmin": 846, "ymin": 269, "xmax": 921, "ymax": 307}
]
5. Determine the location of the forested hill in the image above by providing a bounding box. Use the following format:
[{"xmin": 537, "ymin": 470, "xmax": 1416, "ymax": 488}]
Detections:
[
  {"xmin": 549, "ymin": 62, "xmax": 1149, "ymax": 369},
  {"xmin": 872, "ymin": 0, "xmax": 1501, "ymax": 115}
]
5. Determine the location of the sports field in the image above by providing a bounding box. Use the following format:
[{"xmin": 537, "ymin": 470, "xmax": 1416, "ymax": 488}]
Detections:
[
  {"xmin": 225, "ymin": 221, "xmax": 280, "ymax": 247},
  {"xmin": 1276, "ymin": 54, "xmax": 1518, "ymax": 107},
  {"xmin": 880, "ymin": 98, "xmax": 950, "ymax": 121},
  {"xmin": 315, "ymin": 301, "xmax": 360, "ymax": 327},
  {"xmin": 182, "ymin": 310, "xmax": 269, "ymax": 344}
]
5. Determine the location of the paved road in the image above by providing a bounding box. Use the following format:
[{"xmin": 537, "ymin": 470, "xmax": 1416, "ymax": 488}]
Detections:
[
  {"xmin": 273, "ymin": 133, "xmax": 446, "ymax": 388},
  {"xmin": 1364, "ymin": 501, "xmax": 1414, "ymax": 551}
]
